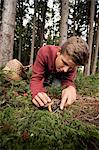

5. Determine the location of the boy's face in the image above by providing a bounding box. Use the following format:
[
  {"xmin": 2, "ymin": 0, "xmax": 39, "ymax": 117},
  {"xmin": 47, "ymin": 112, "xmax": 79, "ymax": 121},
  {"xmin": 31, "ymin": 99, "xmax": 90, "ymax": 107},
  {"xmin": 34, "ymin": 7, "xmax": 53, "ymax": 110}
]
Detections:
[{"xmin": 55, "ymin": 52, "xmax": 77, "ymax": 72}]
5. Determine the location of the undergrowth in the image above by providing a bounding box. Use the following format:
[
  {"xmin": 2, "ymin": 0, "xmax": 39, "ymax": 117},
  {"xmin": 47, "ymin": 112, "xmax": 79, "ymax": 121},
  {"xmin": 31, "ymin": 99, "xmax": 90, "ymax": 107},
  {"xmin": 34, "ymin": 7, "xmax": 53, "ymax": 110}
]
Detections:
[
  {"xmin": 0, "ymin": 70, "xmax": 99, "ymax": 150},
  {"xmin": 75, "ymin": 72, "xmax": 99, "ymax": 97}
]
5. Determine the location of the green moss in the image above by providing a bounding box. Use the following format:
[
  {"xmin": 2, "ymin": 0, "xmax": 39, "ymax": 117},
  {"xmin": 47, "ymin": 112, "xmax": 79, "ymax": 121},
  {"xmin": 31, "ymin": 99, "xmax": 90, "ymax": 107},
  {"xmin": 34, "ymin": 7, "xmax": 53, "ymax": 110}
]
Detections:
[
  {"xmin": 75, "ymin": 73, "xmax": 99, "ymax": 97},
  {"xmin": 0, "ymin": 70, "xmax": 99, "ymax": 149}
]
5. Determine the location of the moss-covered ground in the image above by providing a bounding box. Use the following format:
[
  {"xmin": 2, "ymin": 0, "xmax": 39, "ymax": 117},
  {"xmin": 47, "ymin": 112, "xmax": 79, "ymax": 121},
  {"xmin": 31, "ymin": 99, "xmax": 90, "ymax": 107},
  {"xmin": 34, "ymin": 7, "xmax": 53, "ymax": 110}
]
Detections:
[{"xmin": 0, "ymin": 70, "xmax": 99, "ymax": 150}]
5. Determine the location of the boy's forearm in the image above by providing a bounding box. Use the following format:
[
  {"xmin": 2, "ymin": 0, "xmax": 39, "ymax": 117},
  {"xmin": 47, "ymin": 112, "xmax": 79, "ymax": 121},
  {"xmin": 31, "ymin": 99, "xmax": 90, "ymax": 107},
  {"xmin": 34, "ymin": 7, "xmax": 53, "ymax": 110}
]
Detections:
[{"xmin": 30, "ymin": 78, "xmax": 47, "ymax": 98}]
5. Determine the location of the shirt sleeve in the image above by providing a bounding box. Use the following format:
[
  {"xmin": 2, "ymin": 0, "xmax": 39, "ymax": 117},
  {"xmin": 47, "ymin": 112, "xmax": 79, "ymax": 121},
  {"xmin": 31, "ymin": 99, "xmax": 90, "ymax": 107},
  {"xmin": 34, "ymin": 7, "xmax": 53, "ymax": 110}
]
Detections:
[
  {"xmin": 30, "ymin": 47, "xmax": 47, "ymax": 98},
  {"xmin": 61, "ymin": 68, "xmax": 77, "ymax": 89}
]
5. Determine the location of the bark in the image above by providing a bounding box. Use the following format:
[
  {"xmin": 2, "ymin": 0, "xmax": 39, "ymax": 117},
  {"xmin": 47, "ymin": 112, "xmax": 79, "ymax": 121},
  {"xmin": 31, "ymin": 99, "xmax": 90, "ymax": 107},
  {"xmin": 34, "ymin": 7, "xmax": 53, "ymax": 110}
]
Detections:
[
  {"xmin": 18, "ymin": 35, "xmax": 22, "ymax": 61},
  {"xmin": 36, "ymin": 0, "xmax": 48, "ymax": 48},
  {"xmin": 92, "ymin": 21, "xmax": 99, "ymax": 75},
  {"xmin": 0, "ymin": 0, "xmax": 4, "ymax": 30},
  {"xmin": 84, "ymin": 22, "xmax": 89, "ymax": 75},
  {"xmin": 18, "ymin": 0, "xmax": 23, "ymax": 62},
  {"xmin": 0, "ymin": 0, "xmax": 17, "ymax": 67},
  {"xmin": 72, "ymin": 0, "xmax": 76, "ymax": 36},
  {"xmin": 59, "ymin": 0, "xmax": 69, "ymax": 46},
  {"xmin": 40, "ymin": 0, "xmax": 47, "ymax": 47},
  {"xmin": 86, "ymin": 0, "xmax": 95, "ymax": 75},
  {"xmin": 30, "ymin": 0, "xmax": 37, "ymax": 64}
]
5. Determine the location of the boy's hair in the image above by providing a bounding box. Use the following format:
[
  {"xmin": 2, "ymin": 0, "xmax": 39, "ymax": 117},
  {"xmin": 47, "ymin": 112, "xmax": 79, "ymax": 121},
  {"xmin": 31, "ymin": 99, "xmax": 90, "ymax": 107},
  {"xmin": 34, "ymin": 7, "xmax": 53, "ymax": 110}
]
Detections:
[{"xmin": 61, "ymin": 36, "xmax": 89, "ymax": 66}]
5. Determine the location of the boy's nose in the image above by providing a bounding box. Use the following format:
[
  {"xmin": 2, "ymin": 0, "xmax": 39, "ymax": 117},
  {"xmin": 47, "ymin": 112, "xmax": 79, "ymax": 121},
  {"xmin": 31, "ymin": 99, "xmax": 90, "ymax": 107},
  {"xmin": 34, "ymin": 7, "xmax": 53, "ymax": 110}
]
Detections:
[{"xmin": 62, "ymin": 66, "xmax": 69, "ymax": 72}]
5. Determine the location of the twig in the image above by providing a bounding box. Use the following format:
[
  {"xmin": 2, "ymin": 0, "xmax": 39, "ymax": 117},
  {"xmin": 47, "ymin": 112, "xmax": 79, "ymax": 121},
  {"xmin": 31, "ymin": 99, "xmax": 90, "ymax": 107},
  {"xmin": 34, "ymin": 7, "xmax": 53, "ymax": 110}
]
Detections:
[{"xmin": 84, "ymin": 114, "xmax": 99, "ymax": 122}]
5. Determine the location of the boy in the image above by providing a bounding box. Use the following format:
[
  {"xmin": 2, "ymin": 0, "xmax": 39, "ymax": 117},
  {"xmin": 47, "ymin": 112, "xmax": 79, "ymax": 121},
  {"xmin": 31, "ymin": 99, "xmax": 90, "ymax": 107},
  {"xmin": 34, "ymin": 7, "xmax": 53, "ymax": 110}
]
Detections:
[{"xmin": 30, "ymin": 36, "xmax": 89, "ymax": 110}]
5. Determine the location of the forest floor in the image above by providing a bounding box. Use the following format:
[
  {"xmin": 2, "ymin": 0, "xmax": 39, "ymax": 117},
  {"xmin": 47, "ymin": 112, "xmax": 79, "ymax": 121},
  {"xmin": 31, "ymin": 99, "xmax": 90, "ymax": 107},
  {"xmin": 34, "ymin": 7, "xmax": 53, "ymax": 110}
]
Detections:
[
  {"xmin": 0, "ymin": 70, "xmax": 99, "ymax": 150},
  {"xmin": 67, "ymin": 94, "xmax": 99, "ymax": 126}
]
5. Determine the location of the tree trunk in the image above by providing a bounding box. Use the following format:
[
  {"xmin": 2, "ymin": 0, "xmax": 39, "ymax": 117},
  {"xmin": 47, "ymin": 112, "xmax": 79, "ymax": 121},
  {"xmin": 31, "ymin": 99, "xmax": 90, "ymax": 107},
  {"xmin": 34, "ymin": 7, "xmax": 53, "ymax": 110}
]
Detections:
[
  {"xmin": 72, "ymin": 0, "xmax": 76, "ymax": 36},
  {"xmin": 18, "ymin": 34, "xmax": 22, "ymax": 61},
  {"xmin": 18, "ymin": 0, "xmax": 23, "ymax": 62},
  {"xmin": 59, "ymin": 0, "xmax": 69, "ymax": 46},
  {"xmin": 0, "ymin": 0, "xmax": 4, "ymax": 30},
  {"xmin": 0, "ymin": 0, "xmax": 17, "ymax": 67},
  {"xmin": 40, "ymin": 0, "xmax": 47, "ymax": 47},
  {"xmin": 30, "ymin": 0, "xmax": 37, "ymax": 64},
  {"xmin": 84, "ymin": 23, "xmax": 89, "ymax": 75},
  {"xmin": 92, "ymin": 21, "xmax": 99, "ymax": 75},
  {"xmin": 86, "ymin": 0, "xmax": 95, "ymax": 75}
]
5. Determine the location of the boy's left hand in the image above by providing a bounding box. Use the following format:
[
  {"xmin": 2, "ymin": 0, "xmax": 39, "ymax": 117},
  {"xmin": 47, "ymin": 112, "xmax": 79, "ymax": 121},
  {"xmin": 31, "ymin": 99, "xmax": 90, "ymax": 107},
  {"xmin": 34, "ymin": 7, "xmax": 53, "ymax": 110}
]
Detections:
[{"xmin": 60, "ymin": 86, "xmax": 76, "ymax": 110}]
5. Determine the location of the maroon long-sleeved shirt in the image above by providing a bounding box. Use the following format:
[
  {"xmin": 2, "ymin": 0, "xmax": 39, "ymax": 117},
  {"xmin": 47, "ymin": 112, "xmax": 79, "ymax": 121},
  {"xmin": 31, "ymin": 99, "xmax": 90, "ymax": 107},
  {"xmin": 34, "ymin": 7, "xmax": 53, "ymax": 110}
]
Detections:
[{"xmin": 30, "ymin": 45, "xmax": 76, "ymax": 98}]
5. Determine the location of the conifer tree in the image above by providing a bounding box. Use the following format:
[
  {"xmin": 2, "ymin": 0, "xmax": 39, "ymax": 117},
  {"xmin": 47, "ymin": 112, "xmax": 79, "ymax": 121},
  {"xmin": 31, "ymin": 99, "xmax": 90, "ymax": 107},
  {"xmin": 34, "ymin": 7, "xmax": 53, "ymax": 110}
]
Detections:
[{"xmin": 0, "ymin": 0, "xmax": 17, "ymax": 67}]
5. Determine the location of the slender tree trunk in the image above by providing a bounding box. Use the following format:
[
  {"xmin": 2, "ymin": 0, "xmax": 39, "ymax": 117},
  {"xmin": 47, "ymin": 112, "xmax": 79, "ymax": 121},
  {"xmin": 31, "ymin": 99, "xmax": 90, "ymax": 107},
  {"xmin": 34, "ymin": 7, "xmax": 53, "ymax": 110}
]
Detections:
[
  {"xmin": 86, "ymin": 0, "xmax": 95, "ymax": 75},
  {"xmin": 84, "ymin": 23, "xmax": 89, "ymax": 75},
  {"xmin": 92, "ymin": 21, "xmax": 99, "ymax": 75},
  {"xmin": 30, "ymin": 0, "xmax": 37, "ymax": 64},
  {"xmin": 18, "ymin": 0, "xmax": 23, "ymax": 62},
  {"xmin": 0, "ymin": 0, "xmax": 17, "ymax": 67},
  {"xmin": 59, "ymin": 0, "xmax": 69, "ymax": 46},
  {"xmin": 40, "ymin": 0, "xmax": 47, "ymax": 47},
  {"xmin": 52, "ymin": 0, "xmax": 55, "ymax": 44},
  {"xmin": 18, "ymin": 34, "xmax": 22, "ymax": 61},
  {"xmin": 0, "ymin": 0, "xmax": 4, "ymax": 30},
  {"xmin": 72, "ymin": 0, "xmax": 76, "ymax": 36}
]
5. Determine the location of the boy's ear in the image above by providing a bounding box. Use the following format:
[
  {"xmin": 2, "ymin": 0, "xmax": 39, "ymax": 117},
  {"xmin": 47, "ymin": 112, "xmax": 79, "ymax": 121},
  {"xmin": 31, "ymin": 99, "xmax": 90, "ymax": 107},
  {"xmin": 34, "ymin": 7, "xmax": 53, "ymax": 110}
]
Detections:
[
  {"xmin": 58, "ymin": 47, "xmax": 61, "ymax": 52},
  {"xmin": 57, "ymin": 51, "xmax": 61, "ymax": 56},
  {"xmin": 57, "ymin": 47, "xmax": 61, "ymax": 56}
]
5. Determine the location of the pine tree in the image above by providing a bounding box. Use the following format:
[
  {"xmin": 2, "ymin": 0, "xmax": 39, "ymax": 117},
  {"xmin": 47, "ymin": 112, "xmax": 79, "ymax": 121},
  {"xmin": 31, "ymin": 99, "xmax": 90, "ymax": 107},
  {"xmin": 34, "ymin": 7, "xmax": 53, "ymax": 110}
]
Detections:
[{"xmin": 0, "ymin": 0, "xmax": 17, "ymax": 67}]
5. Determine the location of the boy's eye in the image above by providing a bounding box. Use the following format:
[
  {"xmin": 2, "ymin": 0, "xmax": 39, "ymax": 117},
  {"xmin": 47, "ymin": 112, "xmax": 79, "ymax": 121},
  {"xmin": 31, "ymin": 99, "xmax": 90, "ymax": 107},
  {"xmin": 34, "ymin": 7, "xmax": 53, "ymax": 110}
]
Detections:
[{"xmin": 62, "ymin": 59, "xmax": 68, "ymax": 66}]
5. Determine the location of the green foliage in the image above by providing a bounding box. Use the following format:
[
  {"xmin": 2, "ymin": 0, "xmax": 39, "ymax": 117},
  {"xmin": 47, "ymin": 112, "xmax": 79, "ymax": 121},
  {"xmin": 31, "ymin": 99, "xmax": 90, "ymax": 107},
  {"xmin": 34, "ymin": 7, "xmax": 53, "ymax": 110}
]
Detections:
[
  {"xmin": 75, "ymin": 72, "xmax": 99, "ymax": 97},
  {"xmin": 47, "ymin": 85, "xmax": 62, "ymax": 98}
]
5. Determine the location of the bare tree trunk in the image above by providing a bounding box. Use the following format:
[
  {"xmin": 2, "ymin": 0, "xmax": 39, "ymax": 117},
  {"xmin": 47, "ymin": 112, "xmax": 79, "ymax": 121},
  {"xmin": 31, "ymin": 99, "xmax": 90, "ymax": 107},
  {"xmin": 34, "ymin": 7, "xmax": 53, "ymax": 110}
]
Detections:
[
  {"xmin": 86, "ymin": 0, "xmax": 95, "ymax": 75},
  {"xmin": 18, "ymin": 35, "xmax": 22, "ymax": 61},
  {"xmin": 0, "ymin": 0, "xmax": 4, "ymax": 30},
  {"xmin": 30, "ymin": 0, "xmax": 37, "ymax": 64},
  {"xmin": 59, "ymin": 0, "xmax": 69, "ymax": 46},
  {"xmin": 40, "ymin": 0, "xmax": 47, "ymax": 47},
  {"xmin": 72, "ymin": 0, "xmax": 76, "ymax": 36},
  {"xmin": 0, "ymin": 0, "xmax": 17, "ymax": 67},
  {"xmin": 52, "ymin": 0, "xmax": 55, "ymax": 44},
  {"xmin": 84, "ymin": 23, "xmax": 89, "ymax": 75},
  {"xmin": 92, "ymin": 21, "xmax": 99, "ymax": 75},
  {"xmin": 18, "ymin": 0, "xmax": 23, "ymax": 62}
]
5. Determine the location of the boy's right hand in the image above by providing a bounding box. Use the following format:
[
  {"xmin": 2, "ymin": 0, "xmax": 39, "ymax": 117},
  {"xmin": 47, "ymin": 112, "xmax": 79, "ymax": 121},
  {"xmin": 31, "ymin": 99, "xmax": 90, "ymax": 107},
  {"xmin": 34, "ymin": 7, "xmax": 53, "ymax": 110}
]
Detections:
[{"xmin": 32, "ymin": 92, "xmax": 51, "ymax": 107}]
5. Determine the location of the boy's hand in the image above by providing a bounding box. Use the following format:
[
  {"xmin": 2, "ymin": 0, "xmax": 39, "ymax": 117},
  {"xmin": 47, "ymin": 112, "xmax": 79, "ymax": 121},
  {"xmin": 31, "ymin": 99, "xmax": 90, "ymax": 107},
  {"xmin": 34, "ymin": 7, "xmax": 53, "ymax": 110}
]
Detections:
[
  {"xmin": 32, "ymin": 92, "xmax": 51, "ymax": 107},
  {"xmin": 60, "ymin": 86, "xmax": 76, "ymax": 110}
]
